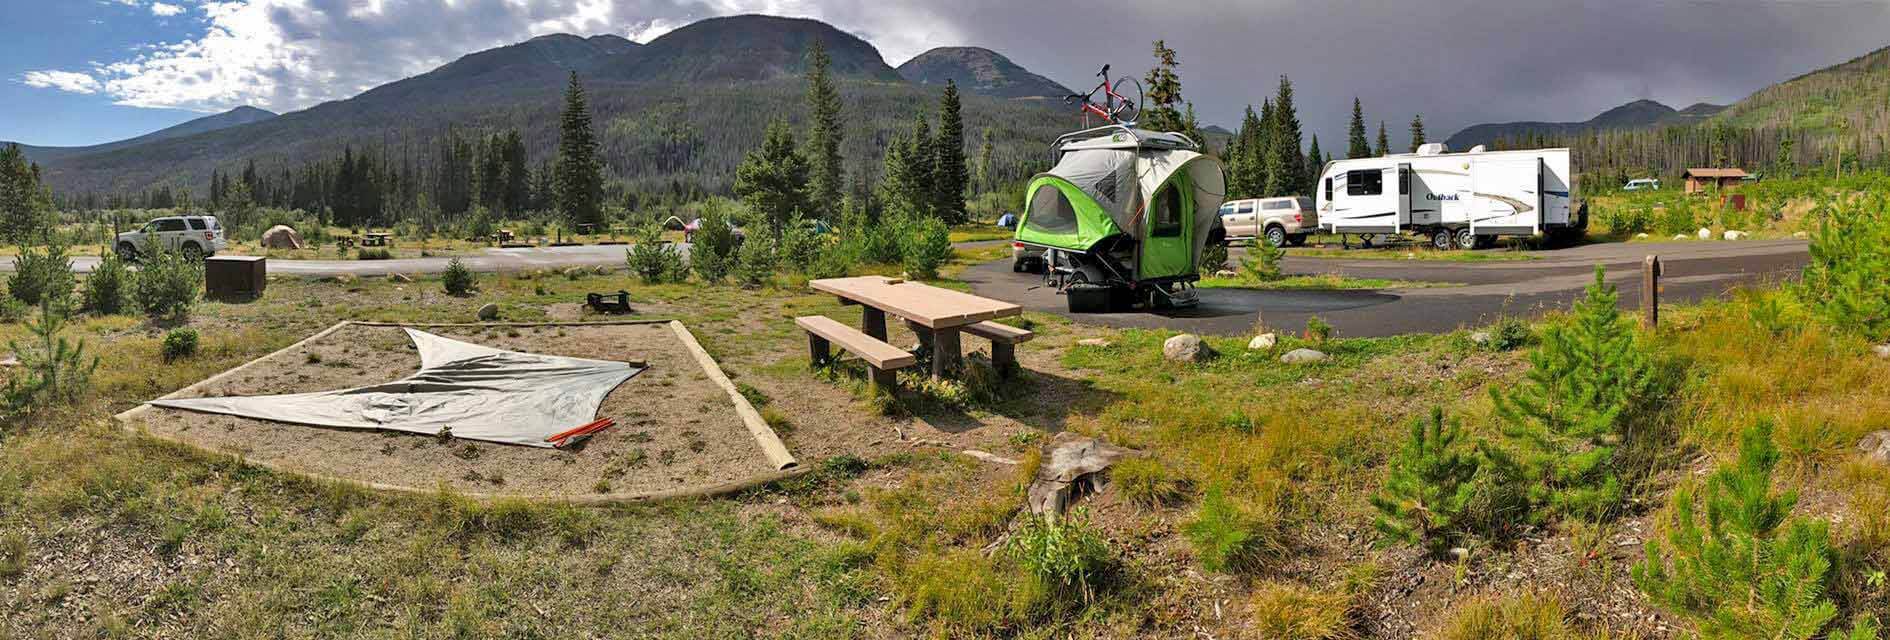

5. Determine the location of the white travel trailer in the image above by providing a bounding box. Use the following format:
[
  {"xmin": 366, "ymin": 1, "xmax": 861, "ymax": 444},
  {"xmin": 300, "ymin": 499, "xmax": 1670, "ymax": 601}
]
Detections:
[{"xmin": 1314, "ymin": 144, "xmax": 1585, "ymax": 249}]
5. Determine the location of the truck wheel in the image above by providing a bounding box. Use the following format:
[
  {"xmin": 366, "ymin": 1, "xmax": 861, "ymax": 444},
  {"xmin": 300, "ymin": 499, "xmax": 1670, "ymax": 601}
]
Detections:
[
  {"xmin": 1265, "ymin": 226, "xmax": 1287, "ymax": 248},
  {"xmin": 182, "ymin": 243, "xmax": 204, "ymax": 262},
  {"xmin": 1431, "ymin": 229, "xmax": 1453, "ymax": 250},
  {"xmin": 116, "ymin": 242, "xmax": 138, "ymax": 262},
  {"xmin": 1454, "ymin": 227, "xmax": 1477, "ymax": 250}
]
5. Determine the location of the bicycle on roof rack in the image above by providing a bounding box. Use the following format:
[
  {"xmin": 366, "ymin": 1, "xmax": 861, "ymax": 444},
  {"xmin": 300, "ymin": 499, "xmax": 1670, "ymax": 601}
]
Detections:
[{"xmin": 1064, "ymin": 64, "xmax": 1143, "ymax": 127}]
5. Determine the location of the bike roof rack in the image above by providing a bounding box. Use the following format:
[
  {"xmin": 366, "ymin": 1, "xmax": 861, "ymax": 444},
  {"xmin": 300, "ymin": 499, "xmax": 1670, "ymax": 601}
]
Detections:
[{"xmin": 1050, "ymin": 124, "xmax": 1201, "ymax": 162}]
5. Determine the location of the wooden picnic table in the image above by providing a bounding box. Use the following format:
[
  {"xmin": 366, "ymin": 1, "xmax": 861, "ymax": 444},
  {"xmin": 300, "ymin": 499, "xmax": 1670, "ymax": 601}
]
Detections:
[{"xmin": 809, "ymin": 276, "xmax": 1022, "ymax": 379}]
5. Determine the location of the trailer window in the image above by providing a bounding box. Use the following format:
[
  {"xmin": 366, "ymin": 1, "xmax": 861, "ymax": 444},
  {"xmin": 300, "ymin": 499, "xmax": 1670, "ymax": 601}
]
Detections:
[
  {"xmin": 1149, "ymin": 185, "xmax": 1182, "ymax": 238},
  {"xmin": 1024, "ymin": 184, "xmax": 1080, "ymax": 235},
  {"xmin": 1345, "ymin": 170, "xmax": 1382, "ymax": 196}
]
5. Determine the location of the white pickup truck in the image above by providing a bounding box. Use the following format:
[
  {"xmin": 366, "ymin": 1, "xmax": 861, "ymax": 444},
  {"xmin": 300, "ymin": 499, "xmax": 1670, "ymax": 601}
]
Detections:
[{"xmin": 1218, "ymin": 196, "xmax": 1317, "ymax": 247}]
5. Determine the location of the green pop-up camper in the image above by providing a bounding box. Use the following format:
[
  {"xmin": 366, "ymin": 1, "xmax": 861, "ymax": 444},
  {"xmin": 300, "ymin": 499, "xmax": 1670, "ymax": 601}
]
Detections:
[{"xmin": 1016, "ymin": 125, "xmax": 1226, "ymax": 312}]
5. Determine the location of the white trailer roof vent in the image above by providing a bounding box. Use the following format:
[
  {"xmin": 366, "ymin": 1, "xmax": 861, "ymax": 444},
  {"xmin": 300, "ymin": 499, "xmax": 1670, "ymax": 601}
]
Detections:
[
  {"xmin": 1415, "ymin": 142, "xmax": 1450, "ymax": 156},
  {"xmin": 1467, "ymin": 144, "xmax": 1488, "ymax": 153}
]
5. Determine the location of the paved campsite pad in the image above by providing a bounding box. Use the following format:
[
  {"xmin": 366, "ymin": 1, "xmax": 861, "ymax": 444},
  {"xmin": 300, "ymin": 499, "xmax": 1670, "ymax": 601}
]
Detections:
[{"xmin": 125, "ymin": 322, "xmax": 778, "ymax": 498}]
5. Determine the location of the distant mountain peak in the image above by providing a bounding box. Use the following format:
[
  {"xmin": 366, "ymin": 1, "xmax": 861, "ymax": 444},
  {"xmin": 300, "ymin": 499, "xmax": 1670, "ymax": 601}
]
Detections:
[
  {"xmin": 896, "ymin": 47, "xmax": 1072, "ymax": 100},
  {"xmin": 1445, "ymin": 98, "xmax": 1725, "ymax": 149},
  {"xmin": 602, "ymin": 14, "xmax": 901, "ymax": 83}
]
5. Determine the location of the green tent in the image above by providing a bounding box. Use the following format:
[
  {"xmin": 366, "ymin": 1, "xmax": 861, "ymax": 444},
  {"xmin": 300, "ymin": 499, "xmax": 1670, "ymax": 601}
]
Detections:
[{"xmin": 1016, "ymin": 128, "xmax": 1226, "ymax": 283}]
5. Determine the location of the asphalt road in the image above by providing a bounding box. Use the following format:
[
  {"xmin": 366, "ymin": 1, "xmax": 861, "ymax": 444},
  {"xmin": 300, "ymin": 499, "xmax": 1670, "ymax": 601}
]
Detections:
[
  {"xmin": 961, "ymin": 240, "xmax": 1810, "ymax": 338},
  {"xmin": 8, "ymin": 244, "xmax": 644, "ymax": 276}
]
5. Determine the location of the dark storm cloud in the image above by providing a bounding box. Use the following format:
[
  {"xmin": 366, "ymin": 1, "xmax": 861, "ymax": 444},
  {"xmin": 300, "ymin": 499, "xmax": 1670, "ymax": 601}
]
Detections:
[{"xmin": 878, "ymin": 0, "xmax": 1890, "ymax": 149}]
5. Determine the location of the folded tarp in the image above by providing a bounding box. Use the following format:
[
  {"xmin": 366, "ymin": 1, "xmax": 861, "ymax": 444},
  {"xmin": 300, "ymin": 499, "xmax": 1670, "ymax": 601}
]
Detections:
[{"xmin": 150, "ymin": 328, "xmax": 644, "ymax": 447}]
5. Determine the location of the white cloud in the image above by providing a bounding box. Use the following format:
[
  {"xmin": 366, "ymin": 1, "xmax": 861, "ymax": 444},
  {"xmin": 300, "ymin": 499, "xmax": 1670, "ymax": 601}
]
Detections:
[
  {"xmin": 150, "ymin": 2, "xmax": 186, "ymax": 17},
  {"xmin": 20, "ymin": 71, "xmax": 105, "ymax": 95}
]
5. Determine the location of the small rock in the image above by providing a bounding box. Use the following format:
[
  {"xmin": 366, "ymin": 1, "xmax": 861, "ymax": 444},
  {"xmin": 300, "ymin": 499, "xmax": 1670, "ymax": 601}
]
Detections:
[
  {"xmin": 562, "ymin": 266, "xmax": 586, "ymax": 278},
  {"xmin": 477, "ymin": 303, "xmax": 500, "ymax": 321},
  {"xmin": 1723, "ymin": 230, "xmax": 1746, "ymax": 241},
  {"xmin": 1077, "ymin": 338, "xmax": 1112, "ymax": 347},
  {"xmin": 1214, "ymin": 269, "xmax": 1238, "ymax": 278},
  {"xmin": 1279, "ymin": 348, "xmax": 1328, "ymax": 364},
  {"xmin": 1163, "ymin": 333, "xmax": 1216, "ymax": 363},
  {"xmin": 1860, "ymin": 431, "xmax": 1890, "ymax": 465},
  {"xmin": 1697, "ymin": 227, "xmax": 1712, "ymax": 240},
  {"xmin": 1673, "ymin": 234, "xmax": 1688, "ymax": 241},
  {"xmin": 388, "ymin": 273, "xmax": 412, "ymax": 283},
  {"xmin": 1247, "ymin": 332, "xmax": 1278, "ymax": 351},
  {"xmin": 1469, "ymin": 330, "xmax": 1492, "ymax": 345},
  {"xmin": 1793, "ymin": 231, "xmax": 1809, "ymax": 240},
  {"xmin": 1634, "ymin": 232, "xmax": 1649, "ymax": 240},
  {"xmin": 0, "ymin": 353, "xmax": 18, "ymax": 367},
  {"xmin": 1874, "ymin": 344, "xmax": 1890, "ymax": 359},
  {"xmin": 322, "ymin": 273, "xmax": 357, "ymax": 284}
]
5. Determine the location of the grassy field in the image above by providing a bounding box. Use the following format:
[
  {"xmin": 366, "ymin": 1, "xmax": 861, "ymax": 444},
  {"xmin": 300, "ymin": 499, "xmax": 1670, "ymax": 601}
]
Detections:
[{"xmin": 2, "ymin": 245, "xmax": 1886, "ymax": 638}]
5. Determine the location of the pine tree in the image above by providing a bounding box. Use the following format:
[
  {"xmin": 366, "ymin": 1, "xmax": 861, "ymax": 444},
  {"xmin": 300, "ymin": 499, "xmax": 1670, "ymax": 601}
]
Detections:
[
  {"xmin": 879, "ymin": 115, "xmax": 936, "ymax": 220},
  {"xmin": 1490, "ymin": 266, "xmax": 1660, "ymax": 522},
  {"xmin": 1180, "ymin": 102, "xmax": 1206, "ymax": 152},
  {"xmin": 1372, "ymin": 408, "xmax": 1483, "ymax": 555},
  {"xmin": 803, "ymin": 41, "xmax": 845, "ymax": 218},
  {"xmin": 1409, "ymin": 114, "xmax": 1427, "ymax": 152},
  {"xmin": 1255, "ymin": 100, "xmax": 1278, "ymax": 196},
  {"xmin": 1632, "ymin": 420, "xmax": 1870, "ymax": 640},
  {"xmin": 1346, "ymin": 98, "xmax": 1372, "ymax": 159},
  {"xmin": 3, "ymin": 299, "xmax": 98, "ymax": 418},
  {"xmin": 554, "ymin": 71, "xmax": 605, "ymax": 227},
  {"xmin": 499, "ymin": 130, "xmax": 529, "ymax": 214},
  {"xmin": 0, "ymin": 144, "xmax": 51, "ymax": 245},
  {"xmin": 1376, "ymin": 121, "xmax": 1391, "ymax": 157},
  {"xmin": 932, "ymin": 80, "xmax": 969, "ymax": 225},
  {"xmin": 1142, "ymin": 40, "xmax": 1185, "ymax": 132},
  {"xmin": 733, "ymin": 119, "xmax": 811, "ymax": 233},
  {"xmin": 1226, "ymin": 106, "xmax": 1262, "ymax": 198},
  {"xmin": 1304, "ymin": 135, "xmax": 1324, "ymax": 194},
  {"xmin": 974, "ymin": 127, "xmax": 995, "ymax": 194},
  {"xmin": 1267, "ymin": 75, "xmax": 1304, "ymax": 196}
]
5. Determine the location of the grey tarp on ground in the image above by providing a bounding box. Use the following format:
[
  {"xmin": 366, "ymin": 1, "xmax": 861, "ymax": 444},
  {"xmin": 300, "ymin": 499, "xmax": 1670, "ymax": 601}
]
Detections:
[{"xmin": 149, "ymin": 328, "xmax": 644, "ymax": 447}]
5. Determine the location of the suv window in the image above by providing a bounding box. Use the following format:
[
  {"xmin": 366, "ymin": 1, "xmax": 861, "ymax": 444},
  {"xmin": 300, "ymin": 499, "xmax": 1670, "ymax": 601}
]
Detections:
[
  {"xmin": 1263, "ymin": 200, "xmax": 1292, "ymax": 210},
  {"xmin": 156, "ymin": 219, "xmax": 187, "ymax": 232},
  {"xmin": 1236, "ymin": 202, "xmax": 1254, "ymax": 214},
  {"xmin": 1296, "ymin": 197, "xmax": 1313, "ymax": 209},
  {"xmin": 1346, "ymin": 170, "xmax": 1383, "ymax": 196},
  {"xmin": 187, "ymin": 218, "xmax": 207, "ymax": 230},
  {"xmin": 1219, "ymin": 203, "xmax": 1236, "ymax": 215}
]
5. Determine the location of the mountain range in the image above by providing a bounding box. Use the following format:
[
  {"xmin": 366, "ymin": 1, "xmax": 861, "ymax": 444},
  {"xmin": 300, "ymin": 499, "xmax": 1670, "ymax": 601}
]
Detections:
[
  {"xmin": 14, "ymin": 106, "xmax": 277, "ymax": 166},
  {"xmin": 896, "ymin": 47, "xmax": 1072, "ymax": 100},
  {"xmin": 1444, "ymin": 99, "xmax": 1725, "ymax": 150}
]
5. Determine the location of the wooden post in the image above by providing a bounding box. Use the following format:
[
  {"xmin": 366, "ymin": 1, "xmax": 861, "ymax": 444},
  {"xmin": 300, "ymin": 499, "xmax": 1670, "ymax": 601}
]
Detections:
[
  {"xmin": 1642, "ymin": 255, "xmax": 1661, "ymax": 330},
  {"xmin": 862, "ymin": 307, "xmax": 887, "ymax": 341},
  {"xmin": 932, "ymin": 328, "xmax": 962, "ymax": 379}
]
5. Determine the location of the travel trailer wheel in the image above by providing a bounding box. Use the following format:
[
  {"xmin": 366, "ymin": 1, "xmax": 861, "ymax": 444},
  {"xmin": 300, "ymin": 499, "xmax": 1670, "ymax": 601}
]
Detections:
[
  {"xmin": 1454, "ymin": 227, "xmax": 1477, "ymax": 250},
  {"xmin": 1431, "ymin": 229, "xmax": 1453, "ymax": 250}
]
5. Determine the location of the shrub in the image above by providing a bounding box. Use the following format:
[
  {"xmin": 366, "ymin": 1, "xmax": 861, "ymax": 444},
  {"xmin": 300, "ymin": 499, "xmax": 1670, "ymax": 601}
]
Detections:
[
  {"xmin": 1632, "ymin": 420, "xmax": 1875, "ymax": 640},
  {"xmin": 1248, "ymin": 581, "xmax": 1355, "ymax": 640},
  {"xmin": 82, "ymin": 253, "xmax": 131, "ymax": 315},
  {"xmin": 1432, "ymin": 592, "xmax": 1575, "ymax": 640},
  {"xmin": 441, "ymin": 257, "xmax": 475, "ymax": 295},
  {"xmin": 779, "ymin": 219, "xmax": 824, "ymax": 273},
  {"xmin": 0, "ymin": 297, "xmax": 25, "ymax": 323},
  {"xmin": 132, "ymin": 247, "xmax": 203, "ymax": 321},
  {"xmin": 690, "ymin": 202, "xmax": 740, "ymax": 283},
  {"xmin": 1658, "ymin": 200, "xmax": 1698, "ymax": 236},
  {"xmin": 1803, "ymin": 193, "xmax": 1890, "ymax": 341},
  {"xmin": 625, "ymin": 225, "xmax": 685, "ymax": 284},
  {"xmin": 7, "ymin": 241, "xmax": 76, "ymax": 310},
  {"xmin": 809, "ymin": 240, "xmax": 851, "ymax": 279},
  {"xmin": 842, "ymin": 212, "xmax": 903, "ymax": 266},
  {"xmin": 1182, "ymin": 484, "xmax": 1266, "ymax": 573},
  {"xmin": 1199, "ymin": 241, "xmax": 1229, "ymax": 275},
  {"xmin": 1491, "ymin": 266, "xmax": 1662, "ymax": 522},
  {"xmin": 161, "ymin": 328, "xmax": 200, "ymax": 362},
  {"xmin": 898, "ymin": 216, "xmax": 953, "ymax": 281},
  {"xmin": 1482, "ymin": 314, "xmax": 1532, "ymax": 351},
  {"xmin": 1004, "ymin": 509, "xmax": 1116, "ymax": 599},
  {"xmin": 1305, "ymin": 316, "xmax": 1334, "ymax": 342},
  {"xmin": 734, "ymin": 227, "xmax": 778, "ymax": 288},
  {"xmin": 1112, "ymin": 456, "xmax": 1188, "ymax": 507},
  {"xmin": 1241, "ymin": 238, "xmax": 1284, "ymax": 281},
  {"xmin": 356, "ymin": 247, "xmax": 393, "ymax": 260},
  {"xmin": 3, "ymin": 301, "xmax": 98, "ymax": 418},
  {"xmin": 1371, "ymin": 408, "xmax": 1483, "ymax": 555}
]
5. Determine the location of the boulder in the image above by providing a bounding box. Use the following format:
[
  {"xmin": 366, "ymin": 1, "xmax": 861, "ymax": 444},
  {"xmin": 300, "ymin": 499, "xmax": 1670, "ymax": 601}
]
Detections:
[
  {"xmin": 1860, "ymin": 431, "xmax": 1890, "ymax": 465},
  {"xmin": 1076, "ymin": 338, "xmax": 1112, "ymax": 347},
  {"xmin": 1873, "ymin": 344, "xmax": 1890, "ymax": 359},
  {"xmin": 1673, "ymin": 234, "xmax": 1689, "ymax": 241},
  {"xmin": 477, "ymin": 303, "xmax": 500, "ymax": 321},
  {"xmin": 1026, "ymin": 433, "xmax": 1137, "ymax": 517},
  {"xmin": 1279, "ymin": 348, "xmax": 1328, "ymax": 364},
  {"xmin": 260, "ymin": 225, "xmax": 306, "ymax": 250},
  {"xmin": 1247, "ymin": 333, "xmax": 1278, "ymax": 351},
  {"xmin": 388, "ymin": 273, "xmax": 412, "ymax": 283},
  {"xmin": 1469, "ymin": 331, "xmax": 1493, "ymax": 346},
  {"xmin": 1634, "ymin": 233, "xmax": 1649, "ymax": 240},
  {"xmin": 1163, "ymin": 334, "xmax": 1216, "ymax": 363},
  {"xmin": 1214, "ymin": 269, "xmax": 1238, "ymax": 278},
  {"xmin": 1723, "ymin": 230, "xmax": 1746, "ymax": 241},
  {"xmin": 1697, "ymin": 227, "xmax": 1713, "ymax": 240}
]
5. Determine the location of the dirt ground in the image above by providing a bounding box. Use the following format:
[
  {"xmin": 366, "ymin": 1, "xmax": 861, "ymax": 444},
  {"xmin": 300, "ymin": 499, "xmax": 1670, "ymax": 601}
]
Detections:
[{"xmin": 126, "ymin": 322, "xmax": 777, "ymax": 497}]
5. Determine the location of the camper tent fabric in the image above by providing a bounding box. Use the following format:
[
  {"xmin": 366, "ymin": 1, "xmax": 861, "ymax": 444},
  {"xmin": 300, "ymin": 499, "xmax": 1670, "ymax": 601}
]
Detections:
[
  {"xmin": 1135, "ymin": 151, "xmax": 1227, "ymax": 278},
  {"xmin": 149, "ymin": 329, "xmax": 644, "ymax": 447}
]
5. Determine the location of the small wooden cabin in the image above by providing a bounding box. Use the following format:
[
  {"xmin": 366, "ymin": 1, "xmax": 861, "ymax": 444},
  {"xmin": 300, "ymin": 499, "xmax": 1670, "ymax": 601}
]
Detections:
[{"xmin": 1682, "ymin": 168, "xmax": 1749, "ymax": 194}]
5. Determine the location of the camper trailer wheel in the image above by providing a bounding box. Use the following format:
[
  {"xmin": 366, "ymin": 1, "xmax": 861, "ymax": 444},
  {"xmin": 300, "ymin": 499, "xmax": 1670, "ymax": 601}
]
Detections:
[
  {"xmin": 1454, "ymin": 228, "xmax": 1478, "ymax": 250},
  {"xmin": 1431, "ymin": 229, "xmax": 1453, "ymax": 250}
]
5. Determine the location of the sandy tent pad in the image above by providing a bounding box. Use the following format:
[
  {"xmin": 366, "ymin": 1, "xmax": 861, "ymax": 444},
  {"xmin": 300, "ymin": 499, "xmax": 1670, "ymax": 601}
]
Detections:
[{"xmin": 120, "ymin": 321, "xmax": 787, "ymax": 499}]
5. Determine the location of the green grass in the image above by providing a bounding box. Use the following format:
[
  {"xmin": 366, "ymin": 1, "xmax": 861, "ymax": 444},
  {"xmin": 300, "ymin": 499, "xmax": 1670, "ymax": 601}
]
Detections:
[{"xmin": 946, "ymin": 226, "xmax": 1013, "ymax": 244}]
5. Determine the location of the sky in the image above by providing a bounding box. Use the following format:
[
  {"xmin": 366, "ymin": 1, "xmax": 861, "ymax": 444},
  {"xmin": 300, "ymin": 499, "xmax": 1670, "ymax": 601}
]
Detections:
[{"xmin": 4, "ymin": 0, "xmax": 1889, "ymax": 150}]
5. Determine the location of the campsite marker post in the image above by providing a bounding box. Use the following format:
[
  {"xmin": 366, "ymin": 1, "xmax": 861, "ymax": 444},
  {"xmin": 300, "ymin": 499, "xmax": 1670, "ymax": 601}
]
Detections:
[{"xmin": 1642, "ymin": 255, "xmax": 1661, "ymax": 330}]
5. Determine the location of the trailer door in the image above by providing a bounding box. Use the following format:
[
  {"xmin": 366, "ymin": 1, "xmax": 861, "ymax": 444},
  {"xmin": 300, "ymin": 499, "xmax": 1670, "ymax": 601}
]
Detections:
[
  {"xmin": 1469, "ymin": 157, "xmax": 1542, "ymax": 236},
  {"xmin": 1396, "ymin": 163, "xmax": 1412, "ymax": 232}
]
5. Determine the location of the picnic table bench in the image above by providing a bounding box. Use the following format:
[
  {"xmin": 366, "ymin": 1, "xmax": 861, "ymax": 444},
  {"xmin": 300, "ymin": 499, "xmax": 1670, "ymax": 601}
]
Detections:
[
  {"xmin": 804, "ymin": 276, "xmax": 1031, "ymax": 381},
  {"xmin": 361, "ymin": 232, "xmax": 392, "ymax": 247}
]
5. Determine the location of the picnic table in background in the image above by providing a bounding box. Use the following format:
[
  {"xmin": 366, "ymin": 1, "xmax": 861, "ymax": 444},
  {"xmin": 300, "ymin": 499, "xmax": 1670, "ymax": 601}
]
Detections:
[
  {"xmin": 361, "ymin": 232, "xmax": 392, "ymax": 247},
  {"xmin": 809, "ymin": 276, "xmax": 1024, "ymax": 379}
]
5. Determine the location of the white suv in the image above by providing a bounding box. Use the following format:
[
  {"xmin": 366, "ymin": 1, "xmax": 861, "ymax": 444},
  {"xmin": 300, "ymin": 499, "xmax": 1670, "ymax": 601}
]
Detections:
[{"xmin": 116, "ymin": 215, "xmax": 227, "ymax": 261}]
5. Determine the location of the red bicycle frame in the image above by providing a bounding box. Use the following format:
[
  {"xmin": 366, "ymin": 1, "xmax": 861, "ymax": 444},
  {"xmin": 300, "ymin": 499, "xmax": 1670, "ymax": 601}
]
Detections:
[{"xmin": 1067, "ymin": 64, "xmax": 1136, "ymax": 126}]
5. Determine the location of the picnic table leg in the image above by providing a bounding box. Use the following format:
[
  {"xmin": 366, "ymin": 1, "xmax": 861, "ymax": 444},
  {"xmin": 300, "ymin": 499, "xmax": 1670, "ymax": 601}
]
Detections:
[
  {"xmin": 931, "ymin": 328, "xmax": 962, "ymax": 379},
  {"xmin": 862, "ymin": 307, "xmax": 887, "ymax": 341},
  {"xmin": 992, "ymin": 341, "xmax": 1017, "ymax": 378},
  {"xmin": 870, "ymin": 366, "xmax": 898, "ymax": 392},
  {"xmin": 807, "ymin": 333, "xmax": 831, "ymax": 367},
  {"xmin": 907, "ymin": 320, "xmax": 934, "ymax": 356}
]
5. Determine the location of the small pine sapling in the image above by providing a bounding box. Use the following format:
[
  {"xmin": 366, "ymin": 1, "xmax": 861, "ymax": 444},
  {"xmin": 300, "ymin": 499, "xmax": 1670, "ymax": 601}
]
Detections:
[
  {"xmin": 3, "ymin": 301, "xmax": 99, "ymax": 418},
  {"xmin": 1240, "ymin": 238, "xmax": 1284, "ymax": 282},
  {"xmin": 1371, "ymin": 407, "xmax": 1481, "ymax": 555},
  {"xmin": 1803, "ymin": 194, "xmax": 1890, "ymax": 341},
  {"xmin": 441, "ymin": 257, "xmax": 476, "ymax": 295}
]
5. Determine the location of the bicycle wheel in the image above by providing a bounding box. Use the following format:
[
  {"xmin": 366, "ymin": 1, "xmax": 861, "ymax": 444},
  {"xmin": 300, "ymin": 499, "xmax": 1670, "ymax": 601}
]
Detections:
[{"xmin": 1111, "ymin": 76, "xmax": 1143, "ymax": 124}]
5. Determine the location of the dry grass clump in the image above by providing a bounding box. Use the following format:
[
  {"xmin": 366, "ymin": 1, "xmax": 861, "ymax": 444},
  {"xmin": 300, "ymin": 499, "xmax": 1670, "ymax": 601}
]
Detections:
[
  {"xmin": 1249, "ymin": 580, "xmax": 1358, "ymax": 640},
  {"xmin": 1427, "ymin": 592, "xmax": 1575, "ymax": 640},
  {"xmin": 1111, "ymin": 456, "xmax": 1188, "ymax": 507}
]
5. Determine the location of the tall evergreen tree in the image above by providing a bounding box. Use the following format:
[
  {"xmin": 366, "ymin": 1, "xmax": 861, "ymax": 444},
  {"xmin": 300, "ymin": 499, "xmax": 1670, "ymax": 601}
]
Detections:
[
  {"xmin": 1346, "ymin": 98, "xmax": 1372, "ymax": 159},
  {"xmin": 878, "ymin": 116, "xmax": 936, "ymax": 220},
  {"xmin": 554, "ymin": 71, "xmax": 605, "ymax": 227},
  {"xmin": 1304, "ymin": 135, "xmax": 1324, "ymax": 194},
  {"xmin": 1141, "ymin": 40, "xmax": 1185, "ymax": 132},
  {"xmin": 1408, "ymin": 114, "xmax": 1427, "ymax": 152},
  {"xmin": 499, "ymin": 130, "xmax": 529, "ymax": 214},
  {"xmin": 733, "ymin": 119, "xmax": 811, "ymax": 233},
  {"xmin": 1180, "ymin": 102, "xmax": 1206, "ymax": 155},
  {"xmin": 802, "ymin": 41, "xmax": 845, "ymax": 217},
  {"xmin": 0, "ymin": 144, "xmax": 51, "ymax": 245},
  {"xmin": 932, "ymin": 80, "xmax": 969, "ymax": 225},
  {"xmin": 1266, "ymin": 75, "xmax": 1304, "ymax": 197},
  {"xmin": 1256, "ymin": 100, "xmax": 1278, "ymax": 196},
  {"xmin": 974, "ymin": 127, "xmax": 995, "ymax": 194},
  {"xmin": 1376, "ymin": 121, "xmax": 1391, "ymax": 157},
  {"xmin": 1228, "ymin": 105, "xmax": 1265, "ymax": 198}
]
